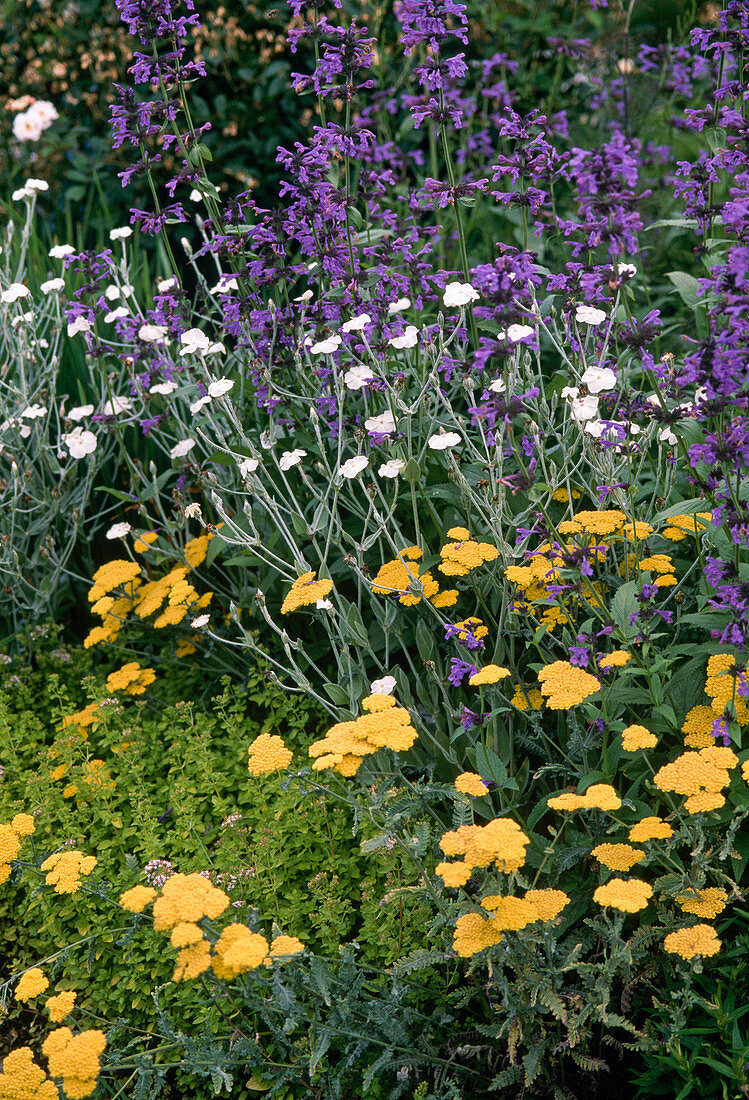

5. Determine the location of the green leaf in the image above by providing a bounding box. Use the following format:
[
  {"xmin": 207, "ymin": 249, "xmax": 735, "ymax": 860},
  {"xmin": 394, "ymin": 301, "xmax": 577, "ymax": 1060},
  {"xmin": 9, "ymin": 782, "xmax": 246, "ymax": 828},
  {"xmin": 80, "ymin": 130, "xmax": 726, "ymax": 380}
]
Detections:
[
  {"xmin": 322, "ymin": 683, "xmax": 349, "ymax": 706},
  {"xmin": 403, "ymin": 458, "xmax": 421, "ymax": 484},
  {"xmin": 474, "ymin": 743, "xmax": 508, "ymax": 787},
  {"xmin": 415, "ymin": 619, "xmax": 434, "ymax": 661},
  {"xmin": 666, "ymin": 270, "xmax": 701, "ymax": 308},
  {"xmin": 611, "ymin": 581, "xmax": 638, "ymax": 635}
]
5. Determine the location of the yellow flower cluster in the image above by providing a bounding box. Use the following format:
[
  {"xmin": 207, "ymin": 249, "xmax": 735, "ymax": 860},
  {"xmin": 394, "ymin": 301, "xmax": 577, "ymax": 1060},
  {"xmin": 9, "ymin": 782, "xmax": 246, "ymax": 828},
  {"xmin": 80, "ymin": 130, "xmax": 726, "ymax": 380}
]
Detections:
[
  {"xmin": 660, "ymin": 512, "xmax": 712, "ymax": 541},
  {"xmin": 15, "ymin": 968, "xmax": 49, "ymax": 1002},
  {"xmin": 598, "ymin": 649, "xmax": 631, "ymax": 670},
  {"xmin": 663, "ymin": 923, "xmax": 721, "ymax": 959},
  {"xmin": 0, "ymin": 1047, "xmax": 57, "ymax": 1099},
  {"xmin": 548, "ymin": 783, "xmax": 621, "ymax": 811},
  {"xmin": 42, "ymin": 1028, "xmax": 106, "ymax": 1099},
  {"xmin": 453, "ymin": 889, "xmax": 569, "ymax": 956},
  {"xmin": 119, "ymin": 885, "xmax": 157, "ymax": 912},
  {"xmin": 269, "ymin": 935, "xmax": 305, "ymax": 959},
  {"xmin": 309, "ymin": 692, "xmax": 418, "ymax": 776},
  {"xmin": 505, "ymin": 548, "xmax": 567, "ymax": 630},
  {"xmin": 105, "ymin": 662, "xmax": 156, "ymax": 695},
  {"xmin": 557, "ymin": 510, "xmax": 626, "ymax": 538},
  {"xmin": 537, "ymin": 661, "xmax": 601, "ymax": 709},
  {"xmin": 468, "ymin": 664, "xmax": 510, "ymax": 687},
  {"xmin": 133, "ymin": 530, "xmax": 159, "ymax": 553},
  {"xmin": 40, "ymin": 851, "xmax": 97, "ymax": 894},
  {"xmin": 591, "ymin": 843, "xmax": 646, "ymax": 872},
  {"xmin": 212, "ymin": 924, "xmax": 269, "ymax": 979},
  {"xmin": 437, "ymin": 817, "xmax": 529, "ymax": 887},
  {"xmin": 371, "ymin": 547, "xmax": 457, "ymax": 608},
  {"xmin": 0, "ymin": 812, "xmax": 35, "ymax": 884},
  {"xmin": 628, "ymin": 816, "xmax": 673, "ymax": 842},
  {"xmin": 453, "ymin": 772, "xmax": 488, "ymax": 797},
  {"xmin": 450, "ymin": 617, "xmax": 488, "ymax": 643},
  {"xmin": 675, "ymin": 887, "xmax": 728, "ymax": 919},
  {"xmin": 280, "ymin": 571, "xmax": 334, "ymax": 614},
  {"xmin": 438, "ymin": 527, "xmax": 499, "ymax": 577},
  {"xmin": 592, "ymin": 877, "xmax": 653, "ymax": 913},
  {"xmin": 248, "ymin": 733, "xmax": 293, "ymax": 775},
  {"xmin": 682, "ymin": 705, "xmax": 717, "ymax": 749},
  {"xmin": 704, "ymin": 653, "xmax": 749, "ymax": 722},
  {"xmin": 61, "ymin": 703, "xmax": 101, "ymax": 733},
  {"xmin": 511, "ymin": 685, "xmax": 544, "ymax": 711},
  {"xmin": 653, "ymin": 746, "xmax": 738, "ymax": 813},
  {"xmin": 622, "ymin": 724, "xmax": 658, "ymax": 751},
  {"xmin": 46, "ymin": 991, "xmax": 77, "ymax": 1023}
]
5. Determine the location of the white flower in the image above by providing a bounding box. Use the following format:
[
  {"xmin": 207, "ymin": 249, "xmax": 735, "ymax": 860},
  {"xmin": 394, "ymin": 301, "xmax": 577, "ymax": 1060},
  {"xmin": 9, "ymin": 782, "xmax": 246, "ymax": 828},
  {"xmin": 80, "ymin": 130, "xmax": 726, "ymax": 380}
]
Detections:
[
  {"xmin": 63, "ymin": 427, "xmax": 97, "ymax": 458},
  {"xmin": 102, "ymin": 396, "xmax": 132, "ymax": 416},
  {"xmin": 583, "ymin": 419, "xmax": 607, "ymax": 439},
  {"xmin": 341, "ymin": 313, "xmax": 371, "ymax": 333},
  {"xmin": 344, "ymin": 364, "xmax": 375, "ymax": 390},
  {"xmin": 1, "ymin": 283, "xmax": 30, "ymax": 303},
  {"xmin": 104, "ymin": 284, "xmax": 121, "ymax": 302},
  {"xmin": 443, "ymin": 282, "xmax": 479, "ymax": 308},
  {"xmin": 370, "ymin": 675, "xmax": 397, "ymax": 695},
  {"xmin": 19, "ymin": 424, "xmax": 31, "ymax": 439},
  {"xmin": 179, "ymin": 328, "xmax": 211, "ymax": 356},
  {"xmin": 561, "ymin": 385, "xmax": 579, "ymax": 399},
  {"xmin": 575, "ymin": 304, "xmax": 607, "ymax": 327},
  {"xmin": 260, "ymin": 430, "xmax": 274, "ymax": 450},
  {"xmin": 365, "ymin": 410, "xmax": 396, "ymax": 434},
  {"xmin": 105, "ymin": 307, "xmax": 129, "ymax": 323},
  {"xmin": 208, "ymin": 378, "xmax": 234, "ymax": 398},
  {"xmin": 505, "ymin": 323, "xmax": 534, "ymax": 342},
  {"xmin": 139, "ymin": 323, "xmax": 169, "ymax": 343},
  {"xmin": 658, "ymin": 427, "xmax": 678, "ymax": 446},
  {"xmin": 238, "ymin": 457, "xmax": 260, "ymax": 477},
  {"xmin": 49, "ymin": 244, "xmax": 74, "ymax": 259},
  {"xmin": 170, "ymin": 438, "xmax": 196, "ymax": 459},
  {"xmin": 13, "ymin": 187, "xmax": 34, "ymax": 201},
  {"xmin": 388, "ymin": 325, "xmax": 419, "ymax": 350},
  {"xmin": 316, "ymin": 598, "xmax": 333, "ymax": 610},
  {"xmin": 190, "ymin": 395, "xmax": 212, "ymax": 414},
  {"xmin": 293, "ymin": 289, "xmax": 313, "ymax": 303},
  {"xmin": 106, "ymin": 522, "xmax": 132, "ymax": 539},
  {"xmin": 67, "ymin": 316, "xmax": 92, "ymax": 336},
  {"xmin": 150, "ymin": 380, "xmax": 177, "ymax": 396},
  {"xmin": 24, "ymin": 178, "xmax": 49, "ymax": 192},
  {"xmin": 210, "ymin": 277, "xmax": 239, "ymax": 294},
  {"xmin": 581, "ymin": 365, "xmax": 617, "ymax": 393},
  {"xmin": 310, "ymin": 334, "xmax": 342, "ymax": 354},
  {"xmin": 378, "ymin": 458, "xmax": 406, "ymax": 478},
  {"xmin": 40, "ymin": 277, "xmax": 65, "ymax": 294},
  {"xmin": 279, "ymin": 448, "xmax": 306, "ymax": 471},
  {"xmin": 488, "ymin": 377, "xmax": 505, "ymax": 393},
  {"xmin": 109, "ymin": 227, "xmax": 133, "ymax": 240},
  {"xmin": 338, "ymin": 455, "xmax": 369, "ymax": 478},
  {"xmin": 184, "ymin": 503, "xmax": 202, "ymax": 518},
  {"xmin": 20, "ymin": 404, "xmax": 46, "ymax": 419},
  {"xmin": 618, "ymin": 263, "xmax": 637, "ymax": 278},
  {"xmin": 387, "ymin": 297, "xmax": 411, "ymax": 313},
  {"xmin": 66, "ymin": 404, "xmax": 93, "ymax": 421},
  {"xmin": 427, "ymin": 431, "xmax": 461, "ymax": 450},
  {"xmin": 157, "ymin": 276, "xmax": 178, "ymax": 292},
  {"xmin": 191, "ymin": 614, "xmax": 210, "ymax": 628},
  {"xmin": 570, "ymin": 394, "xmax": 599, "ymax": 421},
  {"xmin": 10, "ymin": 311, "xmax": 33, "ymax": 328},
  {"xmin": 206, "ymin": 341, "xmax": 226, "ymax": 356}
]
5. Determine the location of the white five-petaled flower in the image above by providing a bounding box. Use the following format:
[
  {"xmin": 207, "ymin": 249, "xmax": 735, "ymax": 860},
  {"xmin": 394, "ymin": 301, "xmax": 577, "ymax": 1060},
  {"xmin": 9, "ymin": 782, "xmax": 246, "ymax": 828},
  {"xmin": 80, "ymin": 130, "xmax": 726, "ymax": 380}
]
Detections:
[
  {"xmin": 370, "ymin": 675, "xmax": 397, "ymax": 695},
  {"xmin": 106, "ymin": 522, "xmax": 132, "ymax": 539},
  {"xmin": 40, "ymin": 278, "xmax": 65, "ymax": 294},
  {"xmin": 388, "ymin": 325, "xmax": 419, "ymax": 350},
  {"xmin": 207, "ymin": 378, "xmax": 234, "ymax": 398},
  {"xmin": 238, "ymin": 457, "xmax": 260, "ymax": 477},
  {"xmin": 63, "ymin": 427, "xmax": 97, "ymax": 458},
  {"xmin": 13, "ymin": 187, "xmax": 34, "ymax": 201},
  {"xmin": 279, "ymin": 449, "xmax": 306, "ymax": 471},
  {"xmin": 617, "ymin": 262, "xmax": 637, "ymax": 278},
  {"xmin": 427, "ymin": 431, "xmax": 461, "ymax": 450},
  {"xmin": 150, "ymin": 381, "xmax": 177, "ymax": 395},
  {"xmin": 109, "ymin": 226, "xmax": 133, "ymax": 241},
  {"xmin": 209, "ymin": 277, "xmax": 239, "ymax": 294},
  {"xmin": 104, "ymin": 285, "xmax": 121, "ymax": 302},
  {"xmin": 338, "ymin": 455, "xmax": 369, "ymax": 479},
  {"xmin": 105, "ymin": 307, "xmax": 129, "ymax": 323},
  {"xmin": 488, "ymin": 377, "xmax": 505, "ymax": 393},
  {"xmin": 310, "ymin": 334, "xmax": 342, "ymax": 355},
  {"xmin": 583, "ymin": 420, "xmax": 607, "ymax": 439},
  {"xmin": 206, "ymin": 341, "xmax": 226, "ymax": 356},
  {"xmin": 170, "ymin": 438, "xmax": 196, "ymax": 459},
  {"xmin": 344, "ymin": 364, "xmax": 375, "ymax": 390},
  {"xmin": 442, "ymin": 282, "xmax": 479, "ymax": 308},
  {"xmin": 179, "ymin": 328, "xmax": 211, "ymax": 356},
  {"xmin": 49, "ymin": 244, "xmax": 74, "ymax": 259},
  {"xmin": 66, "ymin": 405, "xmax": 93, "ymax": 421},
  {"xmin": 581, "ymin": 365, "xmax": 617, "ymax": 393},
  {"xmin": 20, "ymin": 404, "xmax": 46, "ymax": 419},
  {"xmin": 658, "ymin": 426, "xmax": 678, "ymax": 446},
  {"xmin": 102, "ymin": 396, "xmax": 132, "ymax": 416},
  {"xmin": 184, "ymin": 503, "xmax": 202, "ymax": 518},
  {"xmin": 67, "ymin": 316, "xmax": 92, "ymax": 336},
  {"xmin": 378, "ymin": 458, "xmax": 406, "ymax": 479},
  {"xmin": 191, "ymin": 615, "xmax": 210, "ymax": 628},
  {"xmin": 387, "ymin": 297, "xmax": 411, "ymax": 314},
  {"xmin": 190, "ymin": 395, "xmax": 212, "ymax": 414},
  {"xmin": 570, "ymin": 394, "xmax": 599, "ymax": 422},
  {"xmin": 575, "ymin": 304, "xmax": 607, "ymax": 327},
  {"xmin": 316, "ymin": 598, "xmax": 333, "ymax": 610},
  {"xmin": 341, "ymin": 313, "xmax": 371, "ymax": 333},
  {"xmin": 1, "ymin": 283, "xmax": 30, "ymax": 303},
  {"xmin": 139, "ymin": 323, "xmax": 169, "ymax": 343},
  {"xmin": 157, "ymin": 276, "xmax": 178, "ymax": 292},
  {"xmin": 364, "ymin": 410, "xmax": 396, "ymax": 434},
  {"xmin": 501, "ymin": 323, "xmax": 534, "ymax": 343}
]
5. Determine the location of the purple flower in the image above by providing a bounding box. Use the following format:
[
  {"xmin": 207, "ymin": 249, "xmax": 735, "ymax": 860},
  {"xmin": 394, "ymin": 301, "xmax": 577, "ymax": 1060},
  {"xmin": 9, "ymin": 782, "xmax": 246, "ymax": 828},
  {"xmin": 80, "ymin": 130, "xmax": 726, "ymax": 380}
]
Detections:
[{"xmin": 447, "ymin": 659, "xmax": 479, "ymax": 687}]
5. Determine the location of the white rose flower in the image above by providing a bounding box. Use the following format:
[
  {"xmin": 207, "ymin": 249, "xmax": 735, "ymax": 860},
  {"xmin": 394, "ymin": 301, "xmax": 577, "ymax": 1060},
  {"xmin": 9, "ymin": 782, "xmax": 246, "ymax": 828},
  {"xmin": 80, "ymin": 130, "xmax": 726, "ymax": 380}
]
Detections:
[
  {"xmin": 443, "ymin": 282, "xmax": 479, "ymax": 308},
  {"xmin": 150, "ymin": 381, "xmax": 177, "ymax": 395},
  {"xmin": 179, "ymin": 328, "xmax": 211, "ymax": 356},
  {"xmin": 364, "ymin": 410, "xmax": 396, "ymax": 434},
  {"xmin": 378, "ymin": 458, "xmax": 406, "ymax": 478},
  {"xmin": 570, "ymin": 394, "xmax": 599, "ymax": 421},
  {"xmin": 20, "ymin": 404, "xmax": 47, "ymax": 419},
  {"xmin": 40, "ymin": 278, "xmax": 65, "ymax": 294},
  {"xmin": 139, "ymin": 323, "xmax": 169, "ymax": 343},
  {"xmin": 580, "ymin": 365, "xmax": 617, "ymax": 393},
  {"xmin": 106, "ymin": 522, "xmax": 132, "ymax": 539},
  {"xmin": 239, "ymin": 457, "xmax": 260, "ymax": 477},
  {"xmin": 208, "ymin": 378, "xmax": 234, "ymax": 398},
  {"xmin": 102, "ymin": 396, "xmax": 132, "ymax": 416},
  {"xmin": 370, "ymin": 675, "xmax": 397, "ymax": 695},
  {"xmin": 341, "ymin": 313, "xmax": 372, "ymax": 333},
  {"xmin": 109, "ymin": 227, "xmax": 133, "ymax": 241},
  {"xmin": 388, "ymin": 325, "xmax": 419, "ymax": 350},
  {"xmin": 105, "ymin": 307, "xmax": 130, "ymax": 322},
  {"xmin": 1, "ymin": 283, "xmax": 30, "ymax": 303},
  {"xmin": 67, "ymin": 316, "xmax": 92, "ymax": 336},
  {"xmin": 575, "ymin": 305, "xmax": 607, "ymax": 326},
  {"xmin": 170, "ymin": 438, "xmax": 196, "ymax": 459},
  {"xmin": 338, "ymin": 455, "xmax": 369, "ymax": 479},
  {"xmin": 387, "ymin": 297, "xmax": 411, "ymax": 313},
  {"xmin": 344, "ymin": 364, "xmax": 375, "ymax": 390},
  {"xmin": 279, "ymin": 448, "xmax": 307, "ymax": 471},
  {"xmin": 310, "ymin": 334, "xmax": 342, "ymax": 354},
  {"xmin": 67, "ymin": 405, "xmax": 94, "ymax": 421},
  {"xmin": 427, "ymin": 431, "xmax": 461, "ymax": 450},
  {"xmin": 63, "ymin": 427, "xmax": 97, "ymax": 458},
  {"xmin": 49, "ymin": 244, "xmax": 75, "ymax": 259}
]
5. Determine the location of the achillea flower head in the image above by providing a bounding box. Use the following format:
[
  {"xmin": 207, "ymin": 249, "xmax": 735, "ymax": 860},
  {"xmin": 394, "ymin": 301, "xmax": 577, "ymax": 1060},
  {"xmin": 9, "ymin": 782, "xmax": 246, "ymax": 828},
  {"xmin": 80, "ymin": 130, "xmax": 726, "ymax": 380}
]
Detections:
[
  {"xmin": 268, "ymin": 935, "xmax": 305, "ymax": 959},
  {"xmin": 106, "ymin": 661, "xmax": 156, "ymax": 695},
  {"xmin": 0, "ymin": 1047, "xmax": 57, "ymax": 1099},
  {"xmin": 537, "ymin": 660, "xmax": 601, "ymax": 709},
  {"xmin": 453, "ymin": 911, "xmax": 503, "ymax": 957},
  {"xmin": 453, "ymin": 772, "xmax": 488, "ymax": 797},
  {"xmin": 42, "ymin": 1026, "xmax": 106, "ymax": 1098},
  {"xmin": 628, "ymin": 816, "xmax": 673, "ymax": 842},
  {"xmin": 439, "ymin": 817, "xmax": 529, "ymax": 874},
  {"xmin": 598, "ymin": 649, "xmax": 631, "ymax": 670},
  {"xmin": 248, "ymin": 733, "xmax": 293, "ymax": 775},
  {"xmin": 40, "ymin": 851, "xmax": 97, "ymax": 894},
  {"xmin": 281, "ymin": 571, "xmax": 334, "ymax": 614},
  {"xmin": 682, "ymin": 706, "xmax": 718, "ymax": 748},
  {"xmin": 622, "ymin": 724, "xmax": 658, "ymax": 750},
  {"xmin": 309, "ymin": 693, "xmax": 418, "ymax": 775},
  {"xmin": 212, "ymin": 924, "xmax": 269, "ymax": 979},
  {"xmin": 593, "ymin": 877, "xmax": 653, "ymax": 913},
  {"xmin": 664, "ymin": 923, "xmax": 721, "ymax": 959},
  {"xmin": 468, "ymin": 664, "xmax": 510, "ymax": 686},
  {"xmin": 46, "ymin": 991, "xmax": 77, "ymax": 1023},
  {"xmin": 438, "ymin": 531, "xmax": 499, "ymax": 577},
  {"xmin": 675, "ymin": 887, "xmax": 728, "ymax": 919},
  {"xmin": 591, "ymin": 843, "xmax": 646, "ymax": 872},
  {"xmin": 548, "ymin": 783, "xmax": 621, "ymax": 811},
  {"xmin": 152, "ymin": 872, "xmax": 229, "ymax": 930},
  {"xmin": 15, "ymin": 968, "xmax": 49, "ymax": 1002}
]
